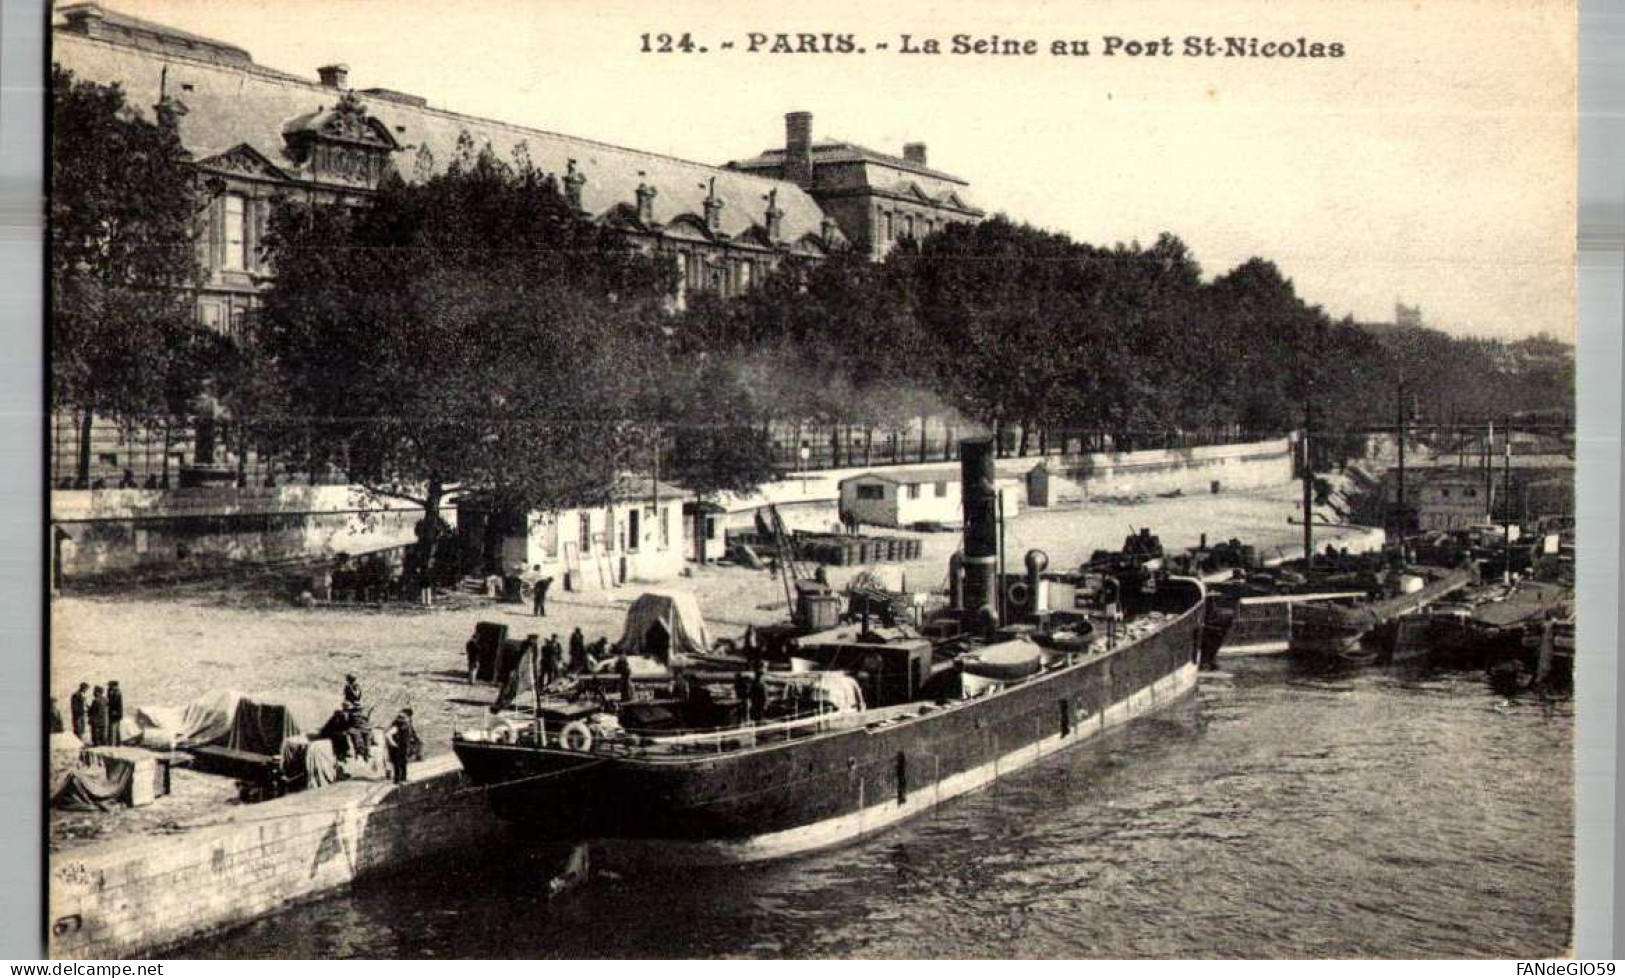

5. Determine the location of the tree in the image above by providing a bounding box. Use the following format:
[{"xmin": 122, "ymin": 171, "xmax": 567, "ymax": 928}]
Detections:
[
  {"xmin": 50, "ymin": 65, "xmax": 204, "ymax": 486},
  {"xmin": 258, "ymin": 138, "xmax": 679, "ymax": 584}
]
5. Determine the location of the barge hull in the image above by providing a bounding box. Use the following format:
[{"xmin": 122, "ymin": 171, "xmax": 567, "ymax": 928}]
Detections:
[
  {"xmin": 601, "ymin": 661, "xmax": 1198, "ymax": 866},
  {"xmin": 455, "ymin": 597, "xmax": 1204, "ymax": 864}
]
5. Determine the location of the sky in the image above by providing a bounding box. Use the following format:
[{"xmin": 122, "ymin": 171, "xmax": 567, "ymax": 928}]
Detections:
[{"xmin": 81, "ymin": 0, "xmax": 1578, "ymax": 341}]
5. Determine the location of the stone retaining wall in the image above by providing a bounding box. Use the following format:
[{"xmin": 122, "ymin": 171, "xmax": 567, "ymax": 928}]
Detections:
[
  {"xmin": 51, "ymin": 486, "xmax": 433, "ymax": 582},
  {"xmin": 48, "ymin": 755, "xmax": 503, "ymax": 959}
]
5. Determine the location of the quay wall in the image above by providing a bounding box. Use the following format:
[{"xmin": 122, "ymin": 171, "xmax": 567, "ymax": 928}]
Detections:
[
  {"xmin": 50, "ymin": 439, "xmax": 1295, "ymax": 581},
  {"xmin": 50, "ymin": 486, "xmax": 435, "ymax": 583},
  {"xmin": 48, "ymin": 756, "xmax": 502, "ymax": 959}
]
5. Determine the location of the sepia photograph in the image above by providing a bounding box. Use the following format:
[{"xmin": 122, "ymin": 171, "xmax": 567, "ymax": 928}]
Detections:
[{"xmin": 40, "ymin": 0, "xmax": 1584, "ymax": 959}]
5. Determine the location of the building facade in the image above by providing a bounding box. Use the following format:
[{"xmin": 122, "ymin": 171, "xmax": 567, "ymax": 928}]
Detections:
[
  {"xmin": 52, "ymin": 4, "xmax": 981, "ymax": 486},
  {"xmin": 727, "ymin": 111, "xmax": 984, "ymax": 259}
]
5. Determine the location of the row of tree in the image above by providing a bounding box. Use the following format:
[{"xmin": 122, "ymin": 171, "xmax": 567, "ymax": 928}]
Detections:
[{"xmin": 52, "ymin": 68, "xmax": 1574, "ymax": 549}]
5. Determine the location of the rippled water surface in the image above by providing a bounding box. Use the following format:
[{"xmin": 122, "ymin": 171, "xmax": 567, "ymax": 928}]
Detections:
[{"xmin": 189, "ymin": 658, "xmax": 1573, "ymax": 958}]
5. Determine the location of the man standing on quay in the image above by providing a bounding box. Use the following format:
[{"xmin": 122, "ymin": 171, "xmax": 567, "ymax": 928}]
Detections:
[
  {"xmin": 533, "ymin": 573, "xmax": 553, "ymax": 617},
  {"xmin": 70, "ymin": 683, "xmax": 89, "ymax": 742}
]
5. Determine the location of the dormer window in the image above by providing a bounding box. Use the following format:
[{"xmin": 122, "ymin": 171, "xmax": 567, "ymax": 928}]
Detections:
[{"xmin": 281, "ymin": 90, "xmax": 401, "ymax": 189}]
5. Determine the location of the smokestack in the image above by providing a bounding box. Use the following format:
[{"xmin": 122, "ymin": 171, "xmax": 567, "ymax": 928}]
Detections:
[
  {"xmin": 960, "ymin": 439, "xmax": 999, "ymax": 626},
  {"xmin": 317, "ymin": 64, "xmax": 350, "ymax": 89},
  {"xmin": 785, "ymin": 111, "xmax": 813, "ymax": 187},
  {"xmin": 903, "ymin": 142, "xmax": 928, "ymax": 166}
]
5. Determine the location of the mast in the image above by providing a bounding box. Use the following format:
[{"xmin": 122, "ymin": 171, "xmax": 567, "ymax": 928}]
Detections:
[
  {"xmin": 1302, "ymin": 396, "xmax": 1313, "ymax": 572},
  {"xmin": 1502, "ymin": 417, "xmax": 1513, "ymax": 584},
  {"xmin": 1396, "ymin": 379, "xmax": 1406, "ymax": 559}
]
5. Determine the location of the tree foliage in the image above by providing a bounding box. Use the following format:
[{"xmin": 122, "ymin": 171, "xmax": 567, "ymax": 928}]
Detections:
[{"xmin": 50, "ymin": 66, "xmax": 205, "ymax": 483}]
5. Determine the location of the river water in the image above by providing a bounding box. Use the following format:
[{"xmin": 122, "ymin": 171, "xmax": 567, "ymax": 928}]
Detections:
[{"xmin": 188, "ymin": 657, "xmax": 1573, "ymax": 959}]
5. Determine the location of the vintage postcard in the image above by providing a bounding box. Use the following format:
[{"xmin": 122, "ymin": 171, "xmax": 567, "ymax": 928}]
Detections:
[{"xmin": 43, "ymin": 0, "xmax": 1580, "ymax": 959}]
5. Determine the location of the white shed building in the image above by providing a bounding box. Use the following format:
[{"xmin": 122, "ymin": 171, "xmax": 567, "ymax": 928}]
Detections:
[{"xmin": 838, "ymin": 467, "xmax": 1020, "ymax": 529}]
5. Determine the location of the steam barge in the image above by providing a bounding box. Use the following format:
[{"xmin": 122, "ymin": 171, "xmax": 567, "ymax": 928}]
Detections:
[{"xmin": 453, "ymin": 440, "xmax": 1206, "ymax": 864}]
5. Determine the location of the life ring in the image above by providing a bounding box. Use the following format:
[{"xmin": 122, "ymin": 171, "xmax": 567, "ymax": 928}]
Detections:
[
  {"xmin": 490, "ymin": 717, "xmax": 521, "ymax": 745},
  {"xmin": 560, "ymin": 721, "xmax": 594, "ymax": 753},
  {"xmin": 1007, "ymin": 581, "xmax": 1031, "ymax": 608}
]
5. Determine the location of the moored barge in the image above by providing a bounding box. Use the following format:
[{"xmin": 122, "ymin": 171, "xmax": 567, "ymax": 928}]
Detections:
[{"xmin": 452, "ymin": 440, "xmax": 1207, "ymax": 864}]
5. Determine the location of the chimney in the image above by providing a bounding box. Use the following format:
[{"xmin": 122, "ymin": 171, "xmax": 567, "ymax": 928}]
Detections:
[
  {"xmin": 784, "ymin": 111, "xmax": 813, "ymax": 187},
  {"xmin": 903, "ymin": 142, "xmax": 928, "ymax": 166},
  {"xmin": 317, "ymin": 64, "xmax": 350, "ymax": 89}
]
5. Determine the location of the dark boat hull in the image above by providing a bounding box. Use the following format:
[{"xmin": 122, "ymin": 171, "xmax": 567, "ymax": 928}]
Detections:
[{"xmin": 454, "ymin": 595, "xmax": 1204, "ymax": 864}]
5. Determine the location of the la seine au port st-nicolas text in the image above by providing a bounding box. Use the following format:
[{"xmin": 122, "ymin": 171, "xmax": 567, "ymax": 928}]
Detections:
[{"xmin": 639, "ymin": 33, "xmax": 1347, "ymax": 59}]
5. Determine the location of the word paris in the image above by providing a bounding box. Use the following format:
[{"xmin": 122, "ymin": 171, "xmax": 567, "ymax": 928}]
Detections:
[{"xmin": 640, "ymin": 32, "xmax": 1347, "ymax": 59}]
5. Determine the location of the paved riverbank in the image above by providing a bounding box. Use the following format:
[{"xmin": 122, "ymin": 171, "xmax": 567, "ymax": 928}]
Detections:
[{"xmin": 50, "ymin": 482, "xmax": 1379, "ymax": 852}]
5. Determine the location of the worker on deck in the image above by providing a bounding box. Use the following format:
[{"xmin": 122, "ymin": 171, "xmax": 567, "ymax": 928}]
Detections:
[
  {"xmin": 671, "ymin": 666, "xmax": 691, "ymax": 703},
  {"xmin": 542, "ymin": 635, "xmax": 564, "ymax": 687},
  {"xmin": 70, "ymin": 682, "xmax": 89, "ymax": 743},
  {"xmin": 343, "ymin": 674, "xmax": 363, "ymax": 711},
  {"xmin": 107, "ymin": 680, "xmax": 124, "ymax": 746},
  {"xmin": 568, "ymin": 627, "xmax": 588, "ymax": 675},
  {"xmin": 748, "ymin": 661, "xmax": 769, "ymax": 724},
  {"xmin": 614, "ymin": 649, "xmax": 634, "ymax": 702}
]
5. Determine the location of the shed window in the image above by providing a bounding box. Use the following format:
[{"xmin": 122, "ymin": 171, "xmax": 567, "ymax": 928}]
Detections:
[
  {"xmin": 578, "ymin": 511, "xmax": 591, "ymax": 552},
  {"xmin": 934, "ymin": 481, "xmax": 948, "ymax": 497},
  {"xmin": 907, "ymin": 483, "xmax": 921, "ymax": 500},
  {"xmin": 856, "ymin": 484, "xmax": 884, "ymax": 501}
]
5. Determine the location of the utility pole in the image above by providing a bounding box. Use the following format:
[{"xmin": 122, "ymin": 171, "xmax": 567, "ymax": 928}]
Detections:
[
  {"xmin": 1502, "ymin": 416, "xmax": 1513, "ymax": 584},
  {"xmin": 1396, "ymin": 379, "xmax": 1407, "ymax": 560},
  {"xmin": 1302, "ymin": 396, "xmax": 1314, "ymax": 573}
]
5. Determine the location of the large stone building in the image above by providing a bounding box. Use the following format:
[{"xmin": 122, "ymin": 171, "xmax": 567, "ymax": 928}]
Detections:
[
  {"xmin": 52, "ymin": 3, "xmax": 982, "ymax": 484},
  {"xmin": 727, "ymin": 111, "xmax": 983, "ymax": 259}
]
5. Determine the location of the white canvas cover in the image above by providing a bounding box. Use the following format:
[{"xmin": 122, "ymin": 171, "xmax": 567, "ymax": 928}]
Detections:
[
  {"xmin": 129, "ymin": 689, "xmax": 243, "ymax": 750},
  {"xmin": 617, "ymin": 589, "xmax": 713, "ymax": 660}
]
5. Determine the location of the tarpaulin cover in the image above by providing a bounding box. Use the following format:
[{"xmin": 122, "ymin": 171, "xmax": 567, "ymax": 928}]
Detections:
[
  {"xmin": 304, "ymin": 737, "xmax": 339, "ymax": 788},
  {"xmin": 227, "ymin": 691, "xmax": 334, "ymax": 756},
  {"xmin": 51, "ymin": 748, "xmax": 140, "ymax": 811},
  {"xmin": 52, "ymin": 768, "xmax": 128, "ymax": 811},
  {"xmin": 617, "ymin": 589, "xmax": 713, "ymax": 661},
  {"xmin": 280, "ymin": 735, "xmax": 339, "ymax": 790},
  {"xmin": 183, "ymin": 689, "xmax": 243, "ymax": 746},
  {"xmin": 495, "ymin": 639, "xmax": 531, "ymax": 688},
  {"xmin": 472, "ymin": 621, "xmax": 509, "ymax": 682},
  {"xmin": 493, "ymin": 648, "xmax": 537, "ymax": 711}
]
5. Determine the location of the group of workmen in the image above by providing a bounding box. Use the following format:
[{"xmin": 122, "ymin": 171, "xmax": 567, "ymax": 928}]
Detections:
[
  {"xmin": 65, "ymin": 680, "xmax": 124, "ymax": 747},
  {"xmin": 320, "ymin": 674, "xmax": 421, "ymax": 784},
  {"xmin": 664, "ymin": 660, "xmax": 773, "ymax": 723},
  {"xmin": 467, "ymin": 626, "xmax": 607, "ymax": 688}
]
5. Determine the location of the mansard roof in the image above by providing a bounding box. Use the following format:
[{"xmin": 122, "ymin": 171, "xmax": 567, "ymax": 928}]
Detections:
[
  {"xmin": 729, "ymin": 140, "xmax": 972, "ymax": 186},
  {"xmin": 53, "ymin": 9, "xmax": 840, "ymax": 247}
]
